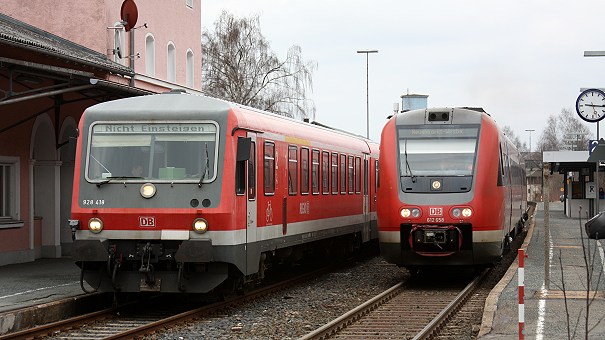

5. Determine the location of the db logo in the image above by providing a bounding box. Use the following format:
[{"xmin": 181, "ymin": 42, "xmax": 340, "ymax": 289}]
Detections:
[
  {"xmin": 139, "ymin": 216, "xmax": 156, "ymax": 228},
  {"xmin": 429, "ymin": 207, "xmax": 443, "ymax": 216}
]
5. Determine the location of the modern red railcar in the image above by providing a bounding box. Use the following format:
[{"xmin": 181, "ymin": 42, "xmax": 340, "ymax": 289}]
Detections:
[
  {"xmin": 377, "ymin": 107, "xmax": 528, "ymax": 271},
  {"xmin": 70, "ymin": 91, "xmax": 379, "ymax": 293}
]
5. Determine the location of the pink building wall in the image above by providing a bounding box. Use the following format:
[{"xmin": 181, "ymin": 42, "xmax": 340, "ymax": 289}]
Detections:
[{"xmin": 2, "ymin": 0, "xmax": 202, "ymax": 90}]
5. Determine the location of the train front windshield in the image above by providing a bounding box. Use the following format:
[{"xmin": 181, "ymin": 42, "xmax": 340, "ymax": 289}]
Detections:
[
  {"xmin": 86, "ymin": 122, "xmax": 219, "ymax": 183},
  {"xmin": 398, "ymin": 126, "xmax": 479, "ymax": 177}
]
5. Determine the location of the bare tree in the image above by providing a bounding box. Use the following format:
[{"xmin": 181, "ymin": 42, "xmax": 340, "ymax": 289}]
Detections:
[
  {"xmin": 537, "ymin": 108, "xmax": 593, "ymax": 151},
  {"xmin": 202, "ymin": 11, "xmax": 317, "ymax": 120},
  {"xmin": 502, "ymin": 126, "xmax": 528, "ymax": 152}
]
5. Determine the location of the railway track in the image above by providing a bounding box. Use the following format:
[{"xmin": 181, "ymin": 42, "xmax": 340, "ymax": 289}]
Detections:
[
  {"xmin": 300, "ymin": 268, "xmax": 487, "ymax": 339},
  {"xmin": 0, "ymin": 259, "xmax": 357, "ymax": 340}
]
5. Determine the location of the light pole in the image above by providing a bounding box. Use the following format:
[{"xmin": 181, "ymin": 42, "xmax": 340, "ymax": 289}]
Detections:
[
  {"xmin": 525, "ymin": 129, "xmax": 535, "ymax": 153},
  {"xmin": 525, "ymin": 129, "xmax": 535, "ymax": 202},
  {"xmin": 357, "ymin": 49, "xmax": 378, "ymax": 139}
]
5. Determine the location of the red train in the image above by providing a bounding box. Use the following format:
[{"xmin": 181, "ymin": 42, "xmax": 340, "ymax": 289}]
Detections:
[
  {"xmin": 69, "ymin": 91, "xmax": 379, "ymax": 293},
  {"xmin": 377, "ymin": 107, "xmax": 528, "ymax": 271}
]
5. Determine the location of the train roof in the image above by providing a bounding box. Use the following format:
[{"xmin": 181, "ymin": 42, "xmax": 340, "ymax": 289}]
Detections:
[{"xmin": 82, "ymin": 91, "xmax": 379, "ymax": 154}]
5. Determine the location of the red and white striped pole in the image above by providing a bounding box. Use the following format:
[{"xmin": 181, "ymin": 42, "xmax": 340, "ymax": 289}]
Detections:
[{"xmin": 518, "ymin": 248, "xmax": 528, "ymax": 340}]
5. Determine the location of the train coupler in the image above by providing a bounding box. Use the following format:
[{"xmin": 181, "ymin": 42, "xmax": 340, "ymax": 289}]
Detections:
[
  {"xmin": 409, "ymin": 225, "xmax": 463, "ymax": 256},
  {"xmin": 139, "ymin": 242, "xmax": 155, "ymax": 282}
]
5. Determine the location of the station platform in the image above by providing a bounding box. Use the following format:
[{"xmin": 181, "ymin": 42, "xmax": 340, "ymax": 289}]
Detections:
[
  {"xmin": 0, "ymin": 257, "xmax": 99, "ymax": 335},
  {"xmin": 479, "ymin": 202, "xmax": 605, "ymax": 339}
]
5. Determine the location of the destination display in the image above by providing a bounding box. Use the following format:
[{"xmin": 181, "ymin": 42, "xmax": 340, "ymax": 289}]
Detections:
[{"xmin": 93, "ymin": 123, "xmax": 216, "ymax": 134}]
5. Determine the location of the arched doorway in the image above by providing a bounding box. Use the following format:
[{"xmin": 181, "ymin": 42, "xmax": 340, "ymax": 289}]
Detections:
[{"xmin": 31, "ymin": 114, "xmax": 60, "ymax": 258}]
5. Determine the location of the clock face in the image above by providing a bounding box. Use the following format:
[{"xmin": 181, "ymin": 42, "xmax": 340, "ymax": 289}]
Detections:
[{"xmin": 576, "ymin": 89, "xmax": 605, "ymax": 122}]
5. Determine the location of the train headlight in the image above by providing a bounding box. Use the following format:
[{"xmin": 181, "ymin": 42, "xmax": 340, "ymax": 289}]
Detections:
[
  {"xmin": 193, "ymin": 218, "xmax": 209, "ymax": 234},
  {"xmin": 452, "ymin": 208, "xmax": 461, "ymax": 218},
  {"xmin": 401, "ymin": 208, "xmax": 421, "ymax": 218},
  {"xmin": 140, "ymin": 183, "xmax": 156, "ymax": 199},
  {"xmin": 88, "ymin": 218, "xmax": 103, "ymax": 234},
  {"xmin": 462, "ymin": 208, "xmax": 472, "ymax": 218},
  {"xmin": 411, "ymin": 208, "xmax": 421, "ymax": 218},
  {"xmin": 431, "ymin": 179, "xmax": 442, "ymax": 190}
]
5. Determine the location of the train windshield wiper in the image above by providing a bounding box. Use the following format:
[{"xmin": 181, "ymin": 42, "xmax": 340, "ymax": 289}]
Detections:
[
  {"xmin": 403, "ymin": 139, "xmax": 416, "ymax": 183},
  {"xmin": 198, "ymin": 143, "xmax": 210, "ymax": 188},
  {"xmin": 96, "ymin": 176, "xmax": 144, "ymax": 188}
]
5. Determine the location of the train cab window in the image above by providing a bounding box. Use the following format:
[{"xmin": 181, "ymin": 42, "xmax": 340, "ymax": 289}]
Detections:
[
  {"xmin": 288, "ymin": 145, "xmax": 298, "ymax": 195},
  {"xmin": 347, "ymin": 156, "xmax": 354, "ymax": 194},
  {"xmin": 248, "ymin": 142, "xmax": 256, "ymax": 200},
  {"xmin": 312, "ymin": 149, "xmax": 320, "ymax": 195},
  {"xmin": 322, "ymin": 151, "xmax": 329, "ymax": 194},
  {"xmin": 264, "ymin": 142, "xmax": 275, "ymax": 195},
  {"xmin": 86, "ymin": 122, "xmax": 218, "ymax": 184},
  {"xmin": 355, "ymin": 157, "xmax": 361, "ymax": 194},
  {"xmin": 331, "ymin": 153, "xmax": 338, "ymax": 194},
  {"xmin": 397, "ymin": 126, "xmax": 478, "ymax": 179},
  {"xmin": 340, "ymin": 154, "xmax": 347, "ymax": 194},
  {"xmin": 301, "ymin": 148, "xmax": 310, "ymax": 195}
]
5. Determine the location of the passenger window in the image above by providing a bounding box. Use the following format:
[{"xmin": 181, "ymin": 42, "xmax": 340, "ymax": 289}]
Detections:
[
  {"xmin": 312, "ymin": 150, "xmax": 320, "ymax": 194},
  {"xmin": 355, "ymin": 157, "xmax": 361, "ymax": 194},
  {"xmin": 288, "ymin": 145, "xmax": 298, "ymax": 195},
  {"xmin": 248, "ymin": 142, "xmax": 256, "ymax": 200},
  {"xmin": 264, "ymin": 142, "xmax": 275, "ymax": 195},
  {"xmin": 322, "ymin": 151, "xmax": 330, "ymax": 194},
  {"xmin": 331, "ymin": 153, "xmax": 338, "ymax": 194},
  {"xmin": 348, "ymin": 156, "xmax": 354, "ymax": 194},
  {"xmin": 301, "ymin": 148, "xmax": 309, "ymax": 195},
  {"xmin": 340, "ymin": 154, "xmax": 346, "ymax": 194}
]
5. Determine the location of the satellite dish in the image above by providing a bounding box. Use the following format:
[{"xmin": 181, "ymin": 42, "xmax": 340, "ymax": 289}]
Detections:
[{"xmin": 120, "ymin": 0, "xmax": 138, "ymax": 32}]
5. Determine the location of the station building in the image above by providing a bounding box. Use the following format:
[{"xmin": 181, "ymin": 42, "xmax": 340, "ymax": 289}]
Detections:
[{"xmin": 0, "ymin": 0, "xmax": 202, "ymax": 265}]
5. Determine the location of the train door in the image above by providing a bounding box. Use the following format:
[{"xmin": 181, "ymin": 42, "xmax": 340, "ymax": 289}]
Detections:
[
  {"xmin": 246, "ymin": 133, "xmax": 257, "ymax": 244},
  {"xmin": 362, "ymin": 156, "xmax": 370, "ymax": 242}
]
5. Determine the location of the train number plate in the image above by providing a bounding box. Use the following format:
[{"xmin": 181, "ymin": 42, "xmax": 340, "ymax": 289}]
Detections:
[
  {"xmin": 139, "ymin": 216, "xmax": 156, "ymax": 228},
  {"xmin": 429, "ymin": 207, "xmax": 443, "ymax": 216}
]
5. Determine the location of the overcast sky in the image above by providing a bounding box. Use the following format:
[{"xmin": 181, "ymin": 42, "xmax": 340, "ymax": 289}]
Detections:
[{"xmin": 201, "ymin": 0, "xmax": 605, "ymax": 147}]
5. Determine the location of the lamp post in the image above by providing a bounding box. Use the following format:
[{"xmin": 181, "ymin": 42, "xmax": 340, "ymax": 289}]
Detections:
[
  {"xmin": 525, "ymin": 129, "xmax": 535, "ymax": 153},
  {"xmin": 525, "ymin": 129, "xmax": 535, "ymax": 202},
  {"xmin": 357, "ymin": 49, "xmax": 378, "ymax": 139}
]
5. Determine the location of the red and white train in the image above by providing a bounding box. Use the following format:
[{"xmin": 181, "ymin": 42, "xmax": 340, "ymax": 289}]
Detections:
[
  {"xmin": 70, "ymin": 90, "xmax": 379, "ymax": 293},
  {"xmin": 377, "ymin": 107, "xmax": 528, "ymax": 270}
]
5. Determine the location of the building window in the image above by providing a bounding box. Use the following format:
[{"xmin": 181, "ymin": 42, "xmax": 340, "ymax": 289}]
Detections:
[
  {"xmin": 186, "ymin": 50, "xmax": 194, "ymax": 88},
  {"xmin": 145, "ymin": 35, "xmax": 156, "ymax": 77},
  {"xmin": 186, "ymin": 0, "xmax": 193, "ymax": 8},
  {"xmin": 264, "ymin": 142, "xmax": 275, "ymax": 195},
  {"xmin": 0, "ymin": 157, "xmax": 20, "ymax": 228},
  {"xmin": 288, "ymin": 145, "xmax": 298, "ymax": 195},
  {"xmin": 167, "ymin": 43, "xmax": 176, "ymax": 82}
]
